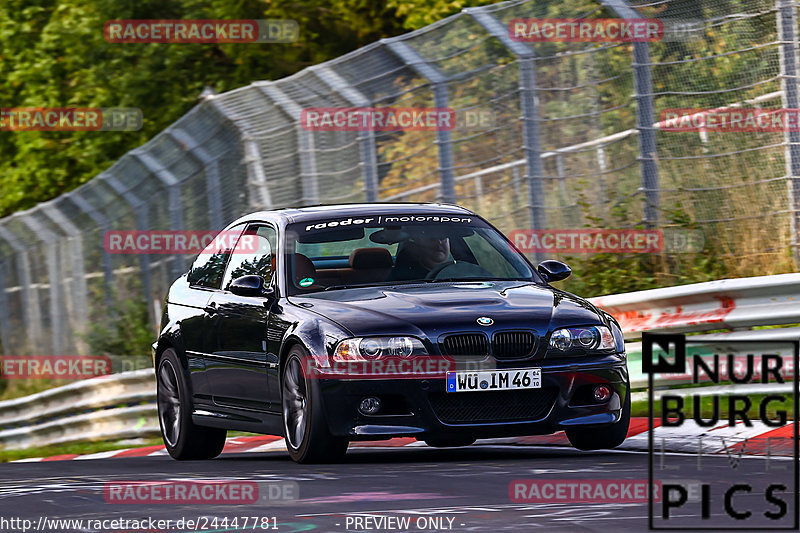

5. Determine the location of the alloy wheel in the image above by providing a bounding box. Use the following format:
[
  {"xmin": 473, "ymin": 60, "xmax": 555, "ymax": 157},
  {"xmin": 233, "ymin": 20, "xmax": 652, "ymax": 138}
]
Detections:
[
  {"xmin": 157, "ymin": 359, "xmax": 181, "ymax": 447},
  {"xmin": 282, "ymin": 357, "xmax": 308, "ymax": 449}
]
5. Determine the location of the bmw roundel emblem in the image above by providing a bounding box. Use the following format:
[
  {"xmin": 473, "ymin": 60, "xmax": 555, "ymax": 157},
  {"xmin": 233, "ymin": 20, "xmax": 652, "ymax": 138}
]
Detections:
[{"xmin": 477, "ymin": 316, "xmax": 494, "ymax": 326}]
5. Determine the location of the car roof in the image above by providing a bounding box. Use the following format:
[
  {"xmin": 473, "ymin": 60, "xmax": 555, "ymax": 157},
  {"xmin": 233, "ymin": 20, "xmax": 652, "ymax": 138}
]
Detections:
[{"xmin": 233, "ymin": 203, "xmax": 477, "ymax": 225}]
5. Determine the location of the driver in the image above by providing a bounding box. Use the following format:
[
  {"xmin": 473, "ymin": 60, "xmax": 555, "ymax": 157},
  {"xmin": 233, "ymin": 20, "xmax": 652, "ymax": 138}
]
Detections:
[{"xmin": 387, "ymin": 228, "xmax": 451, "ymax": 281}]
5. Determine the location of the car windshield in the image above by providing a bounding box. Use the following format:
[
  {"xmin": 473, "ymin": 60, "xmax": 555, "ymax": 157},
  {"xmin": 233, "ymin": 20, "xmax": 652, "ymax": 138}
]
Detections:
[{"xmin": 285, "ymin": 214, "xmax": 539, "ymax": 294}]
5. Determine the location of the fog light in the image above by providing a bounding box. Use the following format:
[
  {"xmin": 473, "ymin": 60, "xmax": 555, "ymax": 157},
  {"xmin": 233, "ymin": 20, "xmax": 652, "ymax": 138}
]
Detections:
[
  {"xmin": 358, "ymin": 396, "xmax": 382, "ymax": 415},
  {"xmin": 593, "ymin": 385, "xmax": 611, "ymax": 402}
]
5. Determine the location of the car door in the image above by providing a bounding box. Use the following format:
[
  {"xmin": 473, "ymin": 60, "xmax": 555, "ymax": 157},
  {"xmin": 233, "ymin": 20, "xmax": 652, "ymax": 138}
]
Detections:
[
  {"xmin": 182, "ymin": 225, "xmax": 246, "ymax": 401},
  {"xmin": 204, "ymin": 223, "xmax": 279, "ymax": 410}
]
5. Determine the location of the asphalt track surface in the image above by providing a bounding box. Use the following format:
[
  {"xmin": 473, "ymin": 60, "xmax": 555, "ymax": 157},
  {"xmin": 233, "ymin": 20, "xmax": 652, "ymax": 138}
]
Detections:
[{"xmin": 0, "ymin": 444, "xmax": 795, "ymax": 533}]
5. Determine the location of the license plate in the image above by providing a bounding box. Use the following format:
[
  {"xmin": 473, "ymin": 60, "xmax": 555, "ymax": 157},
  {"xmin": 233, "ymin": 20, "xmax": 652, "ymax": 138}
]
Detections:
[{"xmin": 446, "ymin": 368, "xmax": 541, "ymax": 393}]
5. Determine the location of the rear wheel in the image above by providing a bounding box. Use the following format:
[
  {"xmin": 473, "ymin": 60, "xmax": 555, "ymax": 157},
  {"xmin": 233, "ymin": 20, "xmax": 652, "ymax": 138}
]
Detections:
[
  {"xmin": 157, "ymin": 348, "xmax": 226, "ymax": 460},
  {"xmin": 565, "ymin": 385, "xmax": 631, "ymax": 451},
  {"xmin": 282, "ymin": 345, "xmax": 348, "ymax": 463}
]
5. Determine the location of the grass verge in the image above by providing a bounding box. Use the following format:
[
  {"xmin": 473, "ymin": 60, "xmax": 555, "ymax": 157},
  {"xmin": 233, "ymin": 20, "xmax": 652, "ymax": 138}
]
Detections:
[
  {"xmin": 0, "ymin": 438, "xmax": 164, "ymax": 463},
  {"xmin": 0, "ymin": 431, "xmax": 264, "ymax": 463}
]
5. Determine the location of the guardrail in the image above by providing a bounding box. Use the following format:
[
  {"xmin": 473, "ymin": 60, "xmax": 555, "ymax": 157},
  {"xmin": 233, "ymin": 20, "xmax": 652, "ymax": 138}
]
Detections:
[
  {"xmin": 2, "ymin": 273, "xmax": 800, "ymax": 452},
  {"xmin": 0, "ymin": 369, "xmax": 157, "ymax": 451},
  {"xmin": 0, "ymin": 368, "xmax": 154, "ymax": 428},
  {"xmin": 0, "ymin": 404, "xmax": 158, "ymax": 451},
  {"xmin": 589, "ymin": 273, "xmax": 800, "ymax": 338}
]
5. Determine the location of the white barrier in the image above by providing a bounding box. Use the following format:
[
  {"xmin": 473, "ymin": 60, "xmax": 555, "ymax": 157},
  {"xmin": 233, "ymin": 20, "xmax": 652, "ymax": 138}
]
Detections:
[
  {"xmin": 0, "ymin": 404, "xmax": 158, "ymax": 450},
  {"xmin": 0, "ymin": 368, "xmax": 154, "ymax": 427},
  {"xmin": 0, "ymin": 370, "xmax": 156, "ymax": 451},
  {"xmin": 589, "ymin": 273, "xmax": 800, "ymax": 338}
]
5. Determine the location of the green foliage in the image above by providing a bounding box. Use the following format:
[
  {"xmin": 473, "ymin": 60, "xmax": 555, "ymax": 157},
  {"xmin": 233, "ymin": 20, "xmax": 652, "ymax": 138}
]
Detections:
[
  {"xmin": 387, "ymin": 0, "xmax": 490, "ymax": 30},
  {"xmin": 84, "ymin": 295, "xmax": 154, "ymax": 356},
  {"xmin": 0, "ymin": 438, "xmax": 164, "ymax": 462},
  {"xmin": 1, "ymin": 0, "xmax": 491, "ymax": 218},
  {"xmin": 558, "ymin": 247, "xmax": 730, "ymax": 298}
]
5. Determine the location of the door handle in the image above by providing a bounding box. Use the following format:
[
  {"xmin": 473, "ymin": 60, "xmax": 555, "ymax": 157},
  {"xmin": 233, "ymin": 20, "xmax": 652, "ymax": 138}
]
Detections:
[{"xmin": 204, "ymin": 302, "xmax": 217, "ymax": 315}]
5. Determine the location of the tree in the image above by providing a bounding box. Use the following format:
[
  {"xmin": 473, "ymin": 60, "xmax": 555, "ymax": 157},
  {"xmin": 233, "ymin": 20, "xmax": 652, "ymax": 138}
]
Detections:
[{"xmin": 0, "ymin": 0, "xmax": 494, "ymax": 217}]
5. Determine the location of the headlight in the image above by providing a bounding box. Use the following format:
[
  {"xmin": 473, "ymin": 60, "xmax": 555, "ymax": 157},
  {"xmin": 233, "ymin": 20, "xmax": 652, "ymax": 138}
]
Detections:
[
  {"xmin": 547, "ymin": 326, "xmax": 615, "ymax": 354},
  {"xmin": 333, "ymin": 337, "xmax": 427, "ymax": 361}
]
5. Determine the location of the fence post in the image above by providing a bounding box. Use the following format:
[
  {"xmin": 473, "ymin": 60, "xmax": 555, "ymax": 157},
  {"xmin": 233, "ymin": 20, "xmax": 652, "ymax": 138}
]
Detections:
[
  {"xmin": 633, "ymin": 41, "xmax": 660, "ymax": 227},
  {"xmin": 312, "ymin": 65, "xmax": 380, "ymax": 202},
  {"xmin": 258, "ymin": 83, "xmax": 321, "ymax": 205},
  {"xmin": 99, "ymin": 174, "xmax": 153, "ymax": 324},
  {"xmin": 556, "ymin": 154, "xmax": 567, "ymax": 202},
  {"xmin": 384, "ymin": 39, "xmax": 456, "ymax": 203},
  {"xmin": 511, "ymin": 165, "xmax": 522, "ymax": 210},
  {"xmin": 133, "ymin": 151, "xmax": 186, "ymax": 279},
  {"xmin": 19, "ymin": 214, "xmax": 65, "ymax": 355},
  {"xmin": 242, "ymin": 135, "xmax": 274, "ymax": 210},
  {"xmin": 465, "ymin": 8, "xmax": 546, "ymax": 261},
  {"xmin": 206, "ymin": 96, "xmax": 274, "ymax": 210},
  {"xmin": 0, "ymin": 258, "xmax": 9, "ymax": 355},
  {"xmin": 601, "ymin": 0, "xmax": 660, "ymax": 227},
  {"xmin": 778, "ymin": 0, "xmax": 800, "ymax": 264},
  {"xmin": 169, "ymin": 128, "xmax": 225, "ymax": 231},
  {"xmin": 518, "ymin": 57, "xmax": 547, "ymax": 238},
  {"xmin": 0, "ymin": 225, "xmax": 40, "ymax": 353},
  {"xmin": 65, "ymin": 191, "xmax": 115, "ymax": 311},
  {"xmin": 41, "ymin": 202, "xmax": 89, "ymax": 353}
]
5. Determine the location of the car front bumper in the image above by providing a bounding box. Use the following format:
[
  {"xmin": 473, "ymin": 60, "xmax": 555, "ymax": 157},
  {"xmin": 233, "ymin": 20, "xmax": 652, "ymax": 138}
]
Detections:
[{"xmin": 317, "ymin": 354, "xmax": 629, "ymax": 440}]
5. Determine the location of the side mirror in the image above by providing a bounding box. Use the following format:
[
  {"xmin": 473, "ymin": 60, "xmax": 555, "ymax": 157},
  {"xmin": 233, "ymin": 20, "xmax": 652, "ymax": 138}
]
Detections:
[
  {"xmin": 537, "ymin": 260, "xmax": 571, "ymax": 282},
  {"xmin": 229, "ymin": 275, "xmax": 273, "ymax": 297}
]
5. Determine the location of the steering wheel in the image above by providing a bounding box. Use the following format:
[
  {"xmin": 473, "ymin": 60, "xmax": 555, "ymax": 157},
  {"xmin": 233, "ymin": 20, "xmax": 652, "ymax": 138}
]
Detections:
[{"xmin": 424, "ymin": 260, "xmax": 456, "ymax": 280}]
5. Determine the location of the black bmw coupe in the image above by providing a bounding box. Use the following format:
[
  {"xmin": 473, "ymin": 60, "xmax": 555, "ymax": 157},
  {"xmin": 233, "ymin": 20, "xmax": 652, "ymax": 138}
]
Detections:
[{"xmin": 153, "ymin": 203, "xmax": 629, "ymax": 463}]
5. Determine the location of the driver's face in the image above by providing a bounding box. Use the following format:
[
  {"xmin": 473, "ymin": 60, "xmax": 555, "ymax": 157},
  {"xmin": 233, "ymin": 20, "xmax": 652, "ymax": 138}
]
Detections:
[{"xmin": 413, "ymin": 236, "xmax": 450, "ymax": 270}]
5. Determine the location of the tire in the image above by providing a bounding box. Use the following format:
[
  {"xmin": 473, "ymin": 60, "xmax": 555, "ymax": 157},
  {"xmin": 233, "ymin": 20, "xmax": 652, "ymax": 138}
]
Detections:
[
  {"xmin": 423, "ymin": 437, "xmax": 476, "ymax": 448},
  {"xmin": 282, "ymin": 345, "xmax": 349, "ymax": 463},
  {"xmin": 157, "ymin": 348, "xmax": 227, "ymax": 460},
  {"xmin": 565, "ymin": 384, "xmax": 631, "ymax": 451}
]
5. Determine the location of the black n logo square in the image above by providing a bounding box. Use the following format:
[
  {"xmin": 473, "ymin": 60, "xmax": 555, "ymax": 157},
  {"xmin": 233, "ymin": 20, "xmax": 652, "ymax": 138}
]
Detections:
[{"xmin": 642, "ymin": 333, "xmax": 686, "ymax": 374}]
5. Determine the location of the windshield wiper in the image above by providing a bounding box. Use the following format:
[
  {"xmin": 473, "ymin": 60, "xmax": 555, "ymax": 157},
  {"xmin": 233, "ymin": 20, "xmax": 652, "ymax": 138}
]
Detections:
[
  {"xmin": 319, "ymin": 278, "xmax": 534, "ymax": 292},
  {"xmin": 321, "ymin": 280, "xmax": 426, "ymax": 291},
  {"xmin": 424, "ymin": 277, "xmax": 533, "ymax": 283}
]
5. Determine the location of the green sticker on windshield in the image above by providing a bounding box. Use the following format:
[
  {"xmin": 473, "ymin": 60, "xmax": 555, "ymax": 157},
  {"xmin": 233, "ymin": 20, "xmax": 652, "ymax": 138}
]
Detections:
[{"xmin": 299, "ymin": 277, "xmax": 314, "ymax": 288}]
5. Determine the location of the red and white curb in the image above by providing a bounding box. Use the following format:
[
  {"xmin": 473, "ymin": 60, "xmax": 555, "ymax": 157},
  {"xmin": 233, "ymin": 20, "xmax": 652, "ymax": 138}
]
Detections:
[{"xmin": 11, "ymin": 418, "xmax": 794, "ymax": 462}]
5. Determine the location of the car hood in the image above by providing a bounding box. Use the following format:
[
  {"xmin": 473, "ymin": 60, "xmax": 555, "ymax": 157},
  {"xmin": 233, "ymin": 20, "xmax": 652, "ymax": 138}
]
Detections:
[{"xmin": 287, "ymin": 281, "xmax": 606, "ymax": 343}]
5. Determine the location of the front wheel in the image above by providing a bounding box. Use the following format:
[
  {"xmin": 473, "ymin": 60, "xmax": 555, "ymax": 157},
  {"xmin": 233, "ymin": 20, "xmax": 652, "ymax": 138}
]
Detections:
[
  {"xmin": 157, "ymin": 348, "xmax": 226, "ymax": 460},
  {"xmin": 565, "ymin": 385, "xmax": 631, "ymax": 451},
  {"xmin": 282, "ymin": 346, "xmax": 349, "ymax": 463}
]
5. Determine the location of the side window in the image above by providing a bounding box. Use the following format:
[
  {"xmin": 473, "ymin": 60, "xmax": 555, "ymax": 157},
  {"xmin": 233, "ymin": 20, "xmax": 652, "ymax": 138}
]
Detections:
[
  {"xmin": 221, "ymin": 224, "xmax": 278, "ymax": 291},
  {"xmin": 187, "ymin": 225, "xmax": 246, "ymax": 289},
  {"xmin": 463, "ymin": 231, "xmax": 520, "ymax": 278}
]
